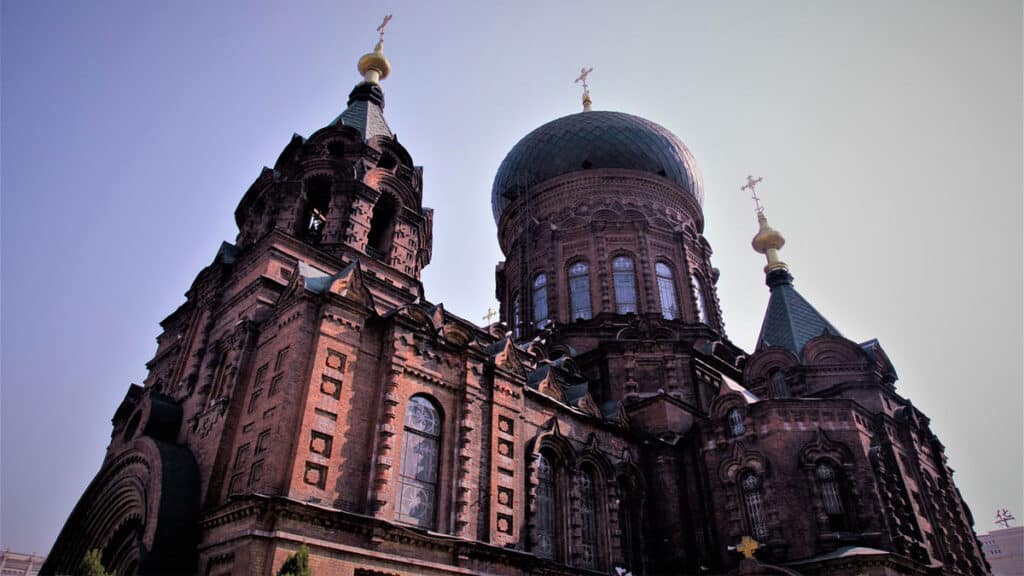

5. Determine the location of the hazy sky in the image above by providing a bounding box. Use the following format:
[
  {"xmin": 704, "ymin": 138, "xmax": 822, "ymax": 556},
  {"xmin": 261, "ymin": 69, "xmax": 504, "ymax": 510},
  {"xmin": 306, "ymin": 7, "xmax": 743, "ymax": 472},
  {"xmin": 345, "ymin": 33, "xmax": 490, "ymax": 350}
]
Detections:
[{"xmin": 2, "ymin": 0, "xmax": 1021, "ymax": 555}]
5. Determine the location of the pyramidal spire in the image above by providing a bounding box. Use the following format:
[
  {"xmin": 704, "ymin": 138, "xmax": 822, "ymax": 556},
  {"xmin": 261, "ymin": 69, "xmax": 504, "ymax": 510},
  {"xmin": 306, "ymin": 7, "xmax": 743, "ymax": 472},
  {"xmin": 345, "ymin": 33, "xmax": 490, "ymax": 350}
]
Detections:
[
  {"xmin": 330, "ymin": 15, "xmax": 394, "ymax": 140},
  {"xmin": 743, "ymin": 176, "xmax": 841, "ymax": 354}
]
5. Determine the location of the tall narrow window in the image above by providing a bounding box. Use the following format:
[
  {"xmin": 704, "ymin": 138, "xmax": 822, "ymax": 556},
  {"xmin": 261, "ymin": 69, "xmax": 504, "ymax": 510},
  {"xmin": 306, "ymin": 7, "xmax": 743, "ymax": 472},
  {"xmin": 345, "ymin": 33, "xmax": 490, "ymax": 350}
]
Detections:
[
  {"xmin": 578, "ymin": 468, "xmax": 599, "ymax": 569},
  {"xmin": 305, "ymin": 178, "xmax": 331, "ymax": 239},
  {"xmin": 612, "ymin": 256, "xmax": 638, "ymax": 314},
  {"xmin": 768, "ymin": 371, "xmax": 790, "ymax": 399},
  {"xmin": 741, "ymin": 472, "xmax": 769, "ymax": 539},
  {"xmin": 817, "ymin": 462, "xmax": 848, "ymax": 531},
  {"xmin": 512, "ymin": 291, "xmax": 522, "ymax": 340},
  {"xmin": 691, "ymin": 275, "xmax": 709, "ymax": 324},
  {"xmin": 535, "ymin": 453, "xmax": 557, "ymax": 560},
  {"xmin": 728, "ymin": 408, "xmax": 746, "ymax": 436},
  {"xmin": 532, "ymin": 273, "xmax": 549, "ymax": 328},
  {"xmin": 656, "ymin": 262, "xmax": 679, "ymax": 319},
  {"xmin": 568, "ymin": 262, "xmax": 592, "ymax": 321},
  {"xmin": 397, "ymin": 396, "xmax": 441, "ymax": 528},
  {"xmin": 367, "ymin": 194, "xmax": 397, "ymax": 259}
]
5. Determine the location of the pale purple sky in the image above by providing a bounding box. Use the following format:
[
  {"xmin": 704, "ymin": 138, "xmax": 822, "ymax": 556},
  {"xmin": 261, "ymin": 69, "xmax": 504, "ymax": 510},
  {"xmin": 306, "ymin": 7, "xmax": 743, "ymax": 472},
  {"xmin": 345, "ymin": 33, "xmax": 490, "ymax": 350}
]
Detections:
[{"xmin": 2, "ymin": 0, "xmax": 1021, "ymax": 555}]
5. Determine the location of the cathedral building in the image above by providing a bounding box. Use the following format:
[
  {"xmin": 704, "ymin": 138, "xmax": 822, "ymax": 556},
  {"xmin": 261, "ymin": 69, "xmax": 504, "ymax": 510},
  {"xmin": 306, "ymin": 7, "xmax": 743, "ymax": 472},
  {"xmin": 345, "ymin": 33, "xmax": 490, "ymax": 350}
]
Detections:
[{"xmin": 42, "ymin": 27, "xmax": 989, "ymax": 576}]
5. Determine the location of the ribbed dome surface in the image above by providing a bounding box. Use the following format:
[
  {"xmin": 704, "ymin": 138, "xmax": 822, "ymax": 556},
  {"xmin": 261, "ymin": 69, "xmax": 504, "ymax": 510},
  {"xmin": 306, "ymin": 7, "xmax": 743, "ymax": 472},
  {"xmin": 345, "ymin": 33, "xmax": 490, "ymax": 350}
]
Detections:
[{"xmin": 491, "ymin": 111, "xmax": 702, "ymax": 223}]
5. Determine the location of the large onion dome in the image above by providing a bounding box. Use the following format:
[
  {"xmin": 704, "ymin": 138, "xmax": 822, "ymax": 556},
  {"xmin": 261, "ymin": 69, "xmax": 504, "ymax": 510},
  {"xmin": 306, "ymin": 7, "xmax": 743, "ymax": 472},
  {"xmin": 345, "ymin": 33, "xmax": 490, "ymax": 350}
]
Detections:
[{"xmin": 491, "ymin": 110, "xmax": 703, "ymax": 223}]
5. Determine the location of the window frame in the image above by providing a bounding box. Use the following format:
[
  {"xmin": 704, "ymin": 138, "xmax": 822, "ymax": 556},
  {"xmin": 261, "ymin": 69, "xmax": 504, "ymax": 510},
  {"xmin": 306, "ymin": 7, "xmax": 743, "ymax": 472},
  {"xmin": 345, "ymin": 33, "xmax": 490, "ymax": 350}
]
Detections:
[
  {"xmin": 567, "ymin": 260, "xmax": 593, "ymax": 321},
  {"xmin": 396, "ymin": 395, "xmax": 443, "ymax": 529}
]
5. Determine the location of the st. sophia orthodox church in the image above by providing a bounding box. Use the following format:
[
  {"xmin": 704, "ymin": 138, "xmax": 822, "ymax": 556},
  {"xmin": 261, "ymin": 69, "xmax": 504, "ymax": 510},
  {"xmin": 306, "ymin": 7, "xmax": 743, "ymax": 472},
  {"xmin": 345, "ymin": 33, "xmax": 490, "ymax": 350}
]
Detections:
[{"xmin": 42, "ymin": 21, "xmax": 990, "ymax": 576}]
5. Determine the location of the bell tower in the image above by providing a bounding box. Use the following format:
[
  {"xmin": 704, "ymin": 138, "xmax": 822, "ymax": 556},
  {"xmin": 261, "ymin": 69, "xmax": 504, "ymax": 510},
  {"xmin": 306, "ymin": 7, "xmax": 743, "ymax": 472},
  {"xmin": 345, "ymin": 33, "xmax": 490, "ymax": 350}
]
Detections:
[{"xmin": 233, "ymin": 24, "xmax": 432, "ymax": 306}]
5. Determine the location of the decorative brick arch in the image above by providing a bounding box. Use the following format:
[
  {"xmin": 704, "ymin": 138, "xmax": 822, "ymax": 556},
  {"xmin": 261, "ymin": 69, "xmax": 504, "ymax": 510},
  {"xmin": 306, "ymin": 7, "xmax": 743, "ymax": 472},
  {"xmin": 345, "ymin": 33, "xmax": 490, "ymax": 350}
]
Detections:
[{"xmin": 41, "ymin": 437, "xmax": 200, "ymax": 576}]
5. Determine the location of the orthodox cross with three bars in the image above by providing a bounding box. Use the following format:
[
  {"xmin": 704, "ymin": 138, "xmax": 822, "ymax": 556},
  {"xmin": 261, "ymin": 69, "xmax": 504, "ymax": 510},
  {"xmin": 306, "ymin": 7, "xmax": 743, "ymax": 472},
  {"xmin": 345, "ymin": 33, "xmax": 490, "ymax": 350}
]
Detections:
[
  {"xmin": 741, "ymin": 174, "xmax": 764, "ymax": 214},
  {"xmin": 996, "ymin": 508, "xmax": 1016, "ymax": 529},
  {"xmin": 575, "ymin": 67, "xmax": 594, "ymax": 91},
  {"xmin": 483, "ymin": 307, "xmax": 498, "ymax": 323},
  {"xmin": 376, "ymin": 14, "xmax": 393, "ymax": 41}
]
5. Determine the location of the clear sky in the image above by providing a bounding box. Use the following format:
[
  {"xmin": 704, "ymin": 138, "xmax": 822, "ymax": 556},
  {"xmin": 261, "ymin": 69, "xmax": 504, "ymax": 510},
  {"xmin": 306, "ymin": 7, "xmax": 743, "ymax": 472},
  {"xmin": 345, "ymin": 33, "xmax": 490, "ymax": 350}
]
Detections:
[{"xmin": 2, "ymin": 0, "xmax": 1021, "ymax": 555}]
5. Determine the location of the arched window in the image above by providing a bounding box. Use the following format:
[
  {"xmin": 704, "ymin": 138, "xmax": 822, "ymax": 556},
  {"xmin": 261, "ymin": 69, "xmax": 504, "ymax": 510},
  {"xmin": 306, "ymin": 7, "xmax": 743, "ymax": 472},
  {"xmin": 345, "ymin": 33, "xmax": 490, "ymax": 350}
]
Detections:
[
  {"xmin": 741, "ymin": 472, "xmax": 768, "ymax": 539},
  {"xmin": 568, "ymin": 262, "xmax": 592, "ymax": 321},
  {"xmin": 366, "ymin": 193, "xmax": 397, "ymax": 259},
  {"xmin": 578, "ymin": 468, "xmax": 599, "ymax": 569},
  {"xmin": 512, "ymin": 291, "xmax": 522, "ymax": 340},
  {"xmin": 655, "ymin": 262, "xmax": 679, "ymax": 320},
  {"xmin": 532, "ymin": 273, "xmax": 549, "ymax": 328},
  {"xmin": 304, "ymin": 177, "xmax": 331, "ymax": 240},
  {"xmin": 612, "ymin": 256, "xmax": 638, "ymax": 314},
  {"xmin": 816, "ymin": 462, "xmax": 849, "ymax": 531},
  {"xmin": 768, "ymin": 371, "xmax": 790, "ymax": 399},
  {"xmin": 397, "ymin": 396, "xmax": 441, "ymax": 528},
  {"xmin": 691, "ymin": 274, "xmax": 709, "ymax": 324},
  {"xmin": 728, "ymin": 408, "xmax": 746, "ymax": 436},
  {"xmin": 534, "ymin": 453, "xmax": 558, "ymax": 560},
  {"xmin": 618, "ymin": 475, "xmax": 644, "ymax": 572}
]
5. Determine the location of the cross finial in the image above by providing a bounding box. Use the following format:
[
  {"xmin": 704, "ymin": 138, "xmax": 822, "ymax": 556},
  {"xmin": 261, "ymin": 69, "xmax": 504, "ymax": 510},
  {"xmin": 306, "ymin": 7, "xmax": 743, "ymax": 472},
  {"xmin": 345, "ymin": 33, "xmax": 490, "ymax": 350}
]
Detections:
[
  {"xmin": 996, "ymin": 508, "xmax": 1016, "ymax": 529},
  {"xmin": 483, "ymin": 307, "xmax": 498, "ymax": 324},
  {"xmin": 733, "ymin": 535, "xmax": 760, "ymax": 559},
  {"xmin": 740, "ymin": 175, "xmax": 765, "ymax": 214},
  {"xmin": 376, "ymin": 14, "xmax": 393, "ymax": 42},
  {"xmin": 575, "ymin": 67, "xmax": 594, "ymax": 111}
]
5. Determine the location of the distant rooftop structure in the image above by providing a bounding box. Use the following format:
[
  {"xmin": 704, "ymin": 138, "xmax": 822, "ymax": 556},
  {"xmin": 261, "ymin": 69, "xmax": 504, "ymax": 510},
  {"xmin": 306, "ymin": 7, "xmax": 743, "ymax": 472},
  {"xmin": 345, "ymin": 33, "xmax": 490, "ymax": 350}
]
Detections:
[
  {"xmin": 978, "ymin": 525, "xmax": 1024, "ymax": 576},
  {"xmin": 0, "ymin": 550, "xmax": 45, "ymax": 576}
]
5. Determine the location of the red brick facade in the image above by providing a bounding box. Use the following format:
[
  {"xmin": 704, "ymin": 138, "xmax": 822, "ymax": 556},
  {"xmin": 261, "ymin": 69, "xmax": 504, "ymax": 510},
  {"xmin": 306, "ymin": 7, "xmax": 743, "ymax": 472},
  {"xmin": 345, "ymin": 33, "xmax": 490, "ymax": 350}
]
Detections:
[{"xmin": 43, "ymin": 54, "xmax": 989, "ymax": 576}]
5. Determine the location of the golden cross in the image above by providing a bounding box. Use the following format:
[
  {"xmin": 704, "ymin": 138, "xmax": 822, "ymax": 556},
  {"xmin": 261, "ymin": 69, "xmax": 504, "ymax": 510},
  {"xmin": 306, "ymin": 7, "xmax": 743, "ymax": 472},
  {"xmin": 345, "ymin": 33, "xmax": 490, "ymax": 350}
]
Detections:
[
  {"xmin": 575, "ymin": 67, "xmax": 594, "ymax": 91},
  {"xmin": 735, "ymin": 535, "xmax": 760, "ymax": 559},
  {"xmin": 996, "ymin": 508, "xmax": 1016, "ymax": 529},
  {"xmin": 376, "ymin": 14, "xmax": 393, "ymax": 41},
  {"xmin": 482, "ymin": 307, "xmax": 498, "ymax": 323},
  {"xmin": 740, "ymin": 175, "xmax": 764, "ymax": 214}
]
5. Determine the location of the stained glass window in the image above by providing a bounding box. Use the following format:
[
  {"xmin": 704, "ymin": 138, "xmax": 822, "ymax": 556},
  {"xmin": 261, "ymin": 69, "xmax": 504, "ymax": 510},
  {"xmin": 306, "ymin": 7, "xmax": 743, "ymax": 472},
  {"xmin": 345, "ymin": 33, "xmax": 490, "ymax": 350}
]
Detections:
[
  {"xmin": 691, "ymin": 275, "xmax": 709, "ymax": 324},
  {"xmin": 817, "ymin": 462, "xmax": 844, "ymax": 515},
  {"xmin": 512, "ymin": 291, "xmax": 522, "ymax": 340},
  {"xmin": 535, "ymin": 454, "xmax": 557, "ymax": 559},
  {"xmin": 728, "ymin": 408, "xmax": 745, "ymax": 436},
  {"xmin": 769, "ymin": 371, "xmax": 790, "ymax": 399},
  {"xmin": 612, "ymin": 256, "xmax": 638, "ymax": 314},
  {"xmin": 741, "ymin": 472, "xmax": 768, "ymax": 539},
  {"xmin": 569, "ymin": 262, "xmax": 592, "ymax": 321},
  {"xmin": 579, "ymin": 469, "xmax": 598, "ymax": 568},
  {"xmin": 656, "ymin": 262, "xmax": 679, "ymax": 320},
  {"xmin": 397, "ymin": 396, "xmax": 441, "ymax": 528},
  {"xmin": 533, "ymin": 273, "xmax": 549, "ymax": 328}
]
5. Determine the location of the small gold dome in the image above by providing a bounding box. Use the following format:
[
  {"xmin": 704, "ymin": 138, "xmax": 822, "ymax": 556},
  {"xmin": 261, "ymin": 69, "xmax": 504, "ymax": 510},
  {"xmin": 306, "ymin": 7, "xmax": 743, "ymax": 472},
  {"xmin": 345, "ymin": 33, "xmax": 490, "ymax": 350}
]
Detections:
[
  {"xmin": 751, "ymin": 214, "xmax": 785, "ymax": 254},
  {"xmin": 357, "ymin": 41, "xmax": 391, "ymax": 82}
]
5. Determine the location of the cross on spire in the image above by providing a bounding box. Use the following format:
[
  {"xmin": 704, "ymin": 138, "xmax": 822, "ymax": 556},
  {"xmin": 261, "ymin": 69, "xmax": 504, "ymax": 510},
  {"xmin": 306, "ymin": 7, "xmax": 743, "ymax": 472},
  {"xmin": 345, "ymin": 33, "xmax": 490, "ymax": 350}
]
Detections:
[
  {"xmin": 575, "ymin": 67, "xmax": 594, "ymax": 111},
  {"xmin": 996, "ymin": 508, "xmax": 1016, "ymax": 529},
  {"xmin": 376, "ymin": 14, "xmax": 393, "ymax": 42},
  {"xmin": 482, "ymin": 307, "xmax": 498, "ymax": 324},
  {"xmin": 741, "ymin": 175, "xmax": 765, "ymax": 214}
]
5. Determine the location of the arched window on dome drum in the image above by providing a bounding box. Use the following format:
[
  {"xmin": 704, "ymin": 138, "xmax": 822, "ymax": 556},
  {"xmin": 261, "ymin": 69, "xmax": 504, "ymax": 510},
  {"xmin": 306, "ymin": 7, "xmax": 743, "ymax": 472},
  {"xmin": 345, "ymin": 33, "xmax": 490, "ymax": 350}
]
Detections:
[
  {"xmin": 691, "ymin": 274, "xmax": 709, "ymax": 324},
  {"xmin": 578, "ymin": 468, "xmax": 599, "ymax": 569},
  {"xmin": 397, "ymin": 396, "xmax": 441, "ymax": 528},
  {"xmin": 533, "ymin": 273, "xmax": 549, "ymax": 328},
  {"xmin": 655, "ymin": 262, "xmax": 679, "ymax": 320},
  {"xmin": 534, "ymin": 453, "xmax": 558, "ymax": 560},
  {"xmin": 768, "ymin": 371, "xmax": 790, "ymax": 399},
  {"xmin": 512, "ymin": 291, "xmax": 522, "ymax": 340},
  {"xmin": 568, "ymin": 262, "xmax": 593, "ymax": 321},
  {"xmin": 816, "ymin": 462, "xmax": 849, "ymax": 531},
  {"xmin": 728, "ymin": 408, "xmax": 745, "ymax": 437},
  {"xmin": 741, "ymin": 472, "xmax": 769, "ymax": 540},
  {"xmin": 612, "ymin": 256, "xmax": 638, "ymax": 314}
]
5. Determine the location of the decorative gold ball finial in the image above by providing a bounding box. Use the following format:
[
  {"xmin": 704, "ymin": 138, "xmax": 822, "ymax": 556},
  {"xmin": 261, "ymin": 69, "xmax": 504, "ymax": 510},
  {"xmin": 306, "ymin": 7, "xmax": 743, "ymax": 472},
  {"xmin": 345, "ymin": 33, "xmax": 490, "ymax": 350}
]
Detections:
[
  {"xmin": 741, "ymin": 175, "xmax": 789, "ymax": 274},
  {"xmin": 358, "ymin": 14, "xmax": 393, "ymax": 84}
]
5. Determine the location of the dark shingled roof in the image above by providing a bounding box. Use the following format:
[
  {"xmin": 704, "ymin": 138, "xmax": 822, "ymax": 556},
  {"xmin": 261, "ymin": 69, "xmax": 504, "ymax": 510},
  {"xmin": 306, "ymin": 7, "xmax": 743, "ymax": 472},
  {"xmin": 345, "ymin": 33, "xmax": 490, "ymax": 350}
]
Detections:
[
  {"xmin": 757, "ymin": 269, "xmax": 841, "ymax": 355},
  {"xmin": 330, "ymin": 82, "xmax": 392, "ymax": 141},
  {"xmin": 491, "ymin": 110, "xmax": 703, "ymax": 223}
]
